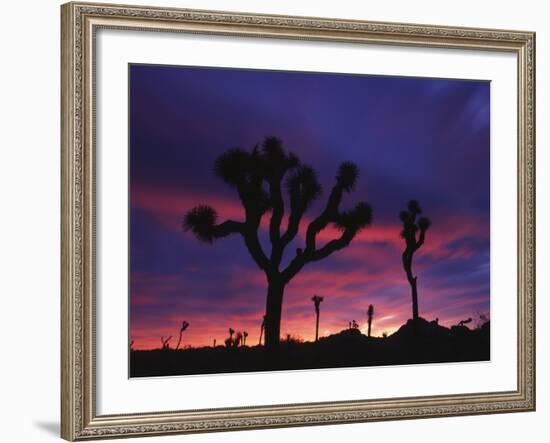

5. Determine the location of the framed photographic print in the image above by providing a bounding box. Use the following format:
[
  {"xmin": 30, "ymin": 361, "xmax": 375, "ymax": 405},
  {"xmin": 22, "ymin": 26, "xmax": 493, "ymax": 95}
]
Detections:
[{"xmin": 61, "ymin": 1, "xmax": 536, "ymax": 440}]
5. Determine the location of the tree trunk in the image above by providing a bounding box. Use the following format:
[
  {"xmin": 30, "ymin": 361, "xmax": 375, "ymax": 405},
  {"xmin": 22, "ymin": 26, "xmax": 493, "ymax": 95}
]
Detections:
[
  {"xmin": 411, "ymin": 276, "xmax": 419, "ymax": 320},
  {"xmin": 315, "ymin": 311, "xmax": 320, "ymax": 342},
  {"xmin": 368, "ymin": 319, "xmax": 372, "ymax": 337},
  {"xmin": 264, "ymin": 279, "xmax": 284, "ymax": 351},
  {"xmin": 403, "ymin": 251, "xmax": 419, "ymax": 321}
]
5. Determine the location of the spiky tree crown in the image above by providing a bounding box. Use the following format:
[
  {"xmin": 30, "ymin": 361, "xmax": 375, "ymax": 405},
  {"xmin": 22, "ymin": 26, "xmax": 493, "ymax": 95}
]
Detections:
[
  {"xmin": 185, "ymin": 136, "xmax": 373, "ymax": 287},
  {"xmin": 311, "ymin": 295, "xmax": 324, "ymax": 304},
  {"xmin": 286, "ymin": 165, "xmax": 322, "ymax": 211},
  {"xmin": 400, "ymin": 200, "xmax": 430, "ymax": 240},
  {"xmin": 335, "ymin": 202, "xmax": 372, "ymax": 231},
  {"xmin": 418, "ymin": 217, "xmax": 431, "ymax": 231},
  {"xmin": 408, "ymin": 200, "xmax": 421, "ymax": 214},
  {"xmin": 183, "ymin": 205, "xmax": 218, "ymax": 243},
  {"xmin": 336, "ymin": 162, "xmax": 359, "ymax": 192}
]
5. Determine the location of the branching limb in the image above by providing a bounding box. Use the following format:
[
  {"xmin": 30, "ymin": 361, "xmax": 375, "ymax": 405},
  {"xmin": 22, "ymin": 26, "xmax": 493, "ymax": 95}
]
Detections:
[
  {"xmin": 183, "ymin": 205, "xmax": 245, "ymax": 242},
  {"xmin": 282, "ymin": 201, "xmax": 371, "ymax": 282},
  {"xmin": 269, "ymin": 181, "xmax": 284, "ymax": 245},
  {"xmin": 243, "ymin": 228, "xmax": 271, "ymax": 273},
  {"xmin": 280, "ymin": 165, "xmax": 322, "ymax": 248}
]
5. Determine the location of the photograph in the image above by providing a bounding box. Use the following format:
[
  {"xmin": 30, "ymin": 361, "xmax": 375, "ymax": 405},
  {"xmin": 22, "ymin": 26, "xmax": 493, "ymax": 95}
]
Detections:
[
  {"xmin": 58, "ymin": 2, "xmax": 535, "ymax": 439},
  {"xmin": 129, "ymin": 64, "xmax": 491, "ymax": 377}
]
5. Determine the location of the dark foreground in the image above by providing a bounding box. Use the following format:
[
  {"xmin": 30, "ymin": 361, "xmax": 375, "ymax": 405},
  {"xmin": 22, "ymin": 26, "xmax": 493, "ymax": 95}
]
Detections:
[{"xmin": 130, "ymin": 318, "xmax": 490, "ymax": 377}]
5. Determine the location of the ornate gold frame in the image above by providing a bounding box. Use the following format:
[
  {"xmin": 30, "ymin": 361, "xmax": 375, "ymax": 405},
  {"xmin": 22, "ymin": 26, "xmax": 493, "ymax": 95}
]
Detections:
[{"xmin": 61, "ymin": 2, "xmax": 536, "ymax": 440}]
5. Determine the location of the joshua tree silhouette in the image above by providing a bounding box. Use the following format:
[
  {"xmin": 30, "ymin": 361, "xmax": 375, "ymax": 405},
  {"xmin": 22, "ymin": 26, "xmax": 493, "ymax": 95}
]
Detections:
[
  {"xmin": 184, "ymin": 137, "xmax": 372, "ymax": 351},
  {"xmin": 160, "ymin": 336, "xmax": 172, "ymax": 350},
  {"xmin": 243, "ymin": 331, "xmax": 248, "ymax": 346},
  {"xmin": 259, "ymin": 315, "xmax": 266, "ymax": 345},
  {"xmin": 225, "ymin": 328, "xmax": 235, "ymax": 348},
  {"xmin": 367, "ymin": 304, "xmax": 374, "ymax": 337},
  {"xmin": 175, "ymin": 320, "xmax": 190, "ymax": 350},
  {"xmin": 399, "ymin": 200, "xmax": 431, "ymax": 321},
  {"xmin": 311, "ymin": 295, "xmax": 324, "ymax": 342},
  {"xmin": 235, "ymin": 331, "xmax": 243, "ymax": 347},
  {"xmin": 351, "ymin": 320, "xmax": 359, "ymax": 329}
]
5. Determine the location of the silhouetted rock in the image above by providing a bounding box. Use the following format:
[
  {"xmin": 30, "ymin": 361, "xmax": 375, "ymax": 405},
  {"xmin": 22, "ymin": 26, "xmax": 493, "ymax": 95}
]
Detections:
[{"xmin": 390, "ymin": 317, "xmax": 450, "ymax": 342}]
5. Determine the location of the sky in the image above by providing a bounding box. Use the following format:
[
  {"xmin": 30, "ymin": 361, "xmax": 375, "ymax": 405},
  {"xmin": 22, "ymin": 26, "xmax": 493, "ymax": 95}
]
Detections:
[{"xmin": 129, "ymin": 64, "xmax": 490, "ymax": 350}]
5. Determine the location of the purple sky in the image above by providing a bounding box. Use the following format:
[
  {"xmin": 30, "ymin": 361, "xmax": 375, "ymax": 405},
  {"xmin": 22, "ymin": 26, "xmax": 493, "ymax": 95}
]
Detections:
[{"xmin": 129, "ymin": 64, "xmax": 490, "ymax": 349}]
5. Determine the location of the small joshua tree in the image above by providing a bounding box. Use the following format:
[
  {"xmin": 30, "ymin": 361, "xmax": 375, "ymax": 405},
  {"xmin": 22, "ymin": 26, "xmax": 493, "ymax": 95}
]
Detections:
[
  {"xmin": 225, "ymin": 328, "xmax": 235, "ymax": 348},
  {"xmin": 367, "ymin": 304, "xmax": 374, "ymax": 337},
  {"xmin": 175, "ymin": 320, "xmax": 190, "ymax": 350},
  {"xmin": 160, "ymin": 336, "xmax": 172, "ymax": 350},
  {"xmin": 259, "ymin": 315, "xmax": 266, "ymax": 345},
  {"xmin": 351, "ymin": 320, "xmax": 359, "ymax": 329},
  {"xmin": 184, "ymin": 137, "xmax": 372, "ymax": 351},
  {"xmin": 399, "ymin": 200, "xmax": 431, "ymax": 321},
  {"xmin": 243, "ymin": 331, "xmax": 248, "ymax": 346},
  {"xmin": 311, "ymin": 295, "xmax": 324, "ymax": 342},
  {"xmin": 458, "ymin": 317, "xmax": 473, "ymax": 327},
  {"xmin": 234, "ymin": 331, "xmax": 243, "ymax": 347}
]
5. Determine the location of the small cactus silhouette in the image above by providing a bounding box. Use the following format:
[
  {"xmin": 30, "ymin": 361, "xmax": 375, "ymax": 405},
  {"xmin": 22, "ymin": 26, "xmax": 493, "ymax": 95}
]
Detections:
[
  {"xmin": 457, "ymin": 317, "xmax": 473, "ymax": 327},
  {"xmin": 400, "ymin": 200, "xmax": 431, "ymax": 320},
  {"xmin": 367, "ymin": 304, "xmax": 374, "ymax": 337},
  {"xmin": 311, "ymin": 295, "xmax": 324, "ymax": 341},
  {"xmin": 225, "ymin": 328, "xmax": 236, "ymax": 348},
  {"xmin": 234, "ymin": 331, "xmax": 243, "ymax": 347},
  {"xmin": 351, "ymin": 320, "xmax": 359, "ymax": 329},
  {"xmin": 175, "ymin": 320, "xmax": 190, "ymax": 350},
  {"xmin": 160, "ymin": 335, "xmax": 172, "ymax": 350},
  {"xmin": 243, "ymin": 331, "xmax": 248, "ymax": 346}
]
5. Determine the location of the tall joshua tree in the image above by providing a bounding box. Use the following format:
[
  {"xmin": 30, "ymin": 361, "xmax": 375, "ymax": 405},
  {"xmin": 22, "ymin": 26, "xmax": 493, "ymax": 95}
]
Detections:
[
  {"xmin": 311, "ymin": 295, "xmax": 324, "ymax": 342},
  {"xmin": 367, "ymin": 304, "xmax": 374, "ymax": 337},
  {"xmin": 399, "ymin": 200, "xmax": 431, "ymax": 321},
  {"xmin": 243, "ymin": 331, "xmax": 248, "ymax": 346},
  {"xmin": 184, "ymin": 137, "xmax": 372, "ymax": 351},
  {"xmin": 175, "ymin": 320, "xmax": 190, "ymax": 350}
]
